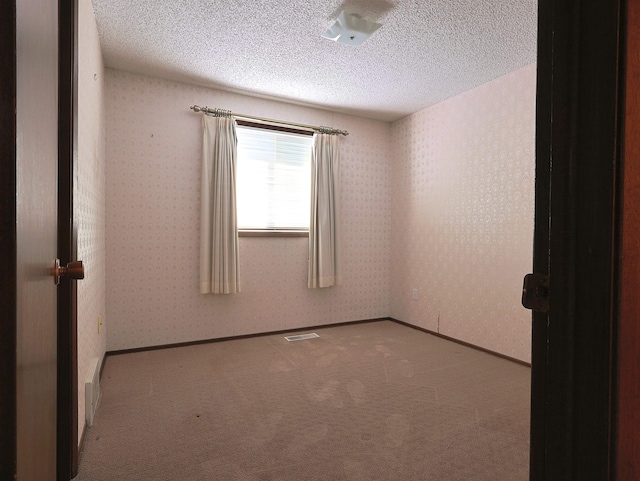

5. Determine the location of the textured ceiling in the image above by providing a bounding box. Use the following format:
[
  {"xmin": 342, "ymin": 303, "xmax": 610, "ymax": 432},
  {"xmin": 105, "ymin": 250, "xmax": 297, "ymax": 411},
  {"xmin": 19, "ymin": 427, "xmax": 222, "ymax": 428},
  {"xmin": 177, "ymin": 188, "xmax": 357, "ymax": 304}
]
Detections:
[{"xmin": 90, "ymin": 0, "xmax": 537, "ymax": 122}]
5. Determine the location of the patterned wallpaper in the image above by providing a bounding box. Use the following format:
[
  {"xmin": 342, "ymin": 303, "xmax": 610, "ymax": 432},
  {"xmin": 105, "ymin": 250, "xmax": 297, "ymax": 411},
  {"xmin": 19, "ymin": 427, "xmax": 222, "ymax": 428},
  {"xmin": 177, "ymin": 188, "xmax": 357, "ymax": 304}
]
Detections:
[
  {"xmin": 104, "ymin": 71, "xmax": 391, "ymax": 351},
  {"xmin": 103, "ymin": 64, "xmax": 535, "ymax": 362},
  {"xmin": 390, "ymin": 64, "xmax": 536, "ymax": 362},
  {"xmin": 77, "ymin": 0, "xmax": 107, "ymax": 442}
]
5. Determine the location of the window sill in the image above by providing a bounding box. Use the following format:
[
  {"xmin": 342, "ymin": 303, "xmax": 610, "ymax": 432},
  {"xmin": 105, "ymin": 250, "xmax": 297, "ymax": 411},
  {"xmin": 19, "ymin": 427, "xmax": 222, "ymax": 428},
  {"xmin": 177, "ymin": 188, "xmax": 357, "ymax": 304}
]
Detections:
[{"xmin": 239, "ymin": 230, "xmax": 309, "ymax": 238}]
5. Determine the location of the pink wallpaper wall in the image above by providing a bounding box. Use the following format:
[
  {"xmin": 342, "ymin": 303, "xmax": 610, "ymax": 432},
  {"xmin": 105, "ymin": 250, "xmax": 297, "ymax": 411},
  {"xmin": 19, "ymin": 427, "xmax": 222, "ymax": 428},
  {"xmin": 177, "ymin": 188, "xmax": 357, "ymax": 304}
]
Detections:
[
  {"xmin": 390, "ymin": 64, "xmax": 536, "ymax": 362},
  {"xmin": 77, "ymin": 0, "xmax": 107, "ymax": 441},
  {"xmin": 105, "ymin": 70, "xmax": 391, "ymax": 351}
]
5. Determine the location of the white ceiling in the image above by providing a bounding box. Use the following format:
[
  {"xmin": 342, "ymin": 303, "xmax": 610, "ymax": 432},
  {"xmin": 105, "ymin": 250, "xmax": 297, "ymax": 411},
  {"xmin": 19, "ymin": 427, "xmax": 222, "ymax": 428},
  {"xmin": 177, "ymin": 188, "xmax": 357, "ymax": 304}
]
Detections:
[{"xmin": 90, "ymin": 0, "xmax": 537, "ymax": 122}]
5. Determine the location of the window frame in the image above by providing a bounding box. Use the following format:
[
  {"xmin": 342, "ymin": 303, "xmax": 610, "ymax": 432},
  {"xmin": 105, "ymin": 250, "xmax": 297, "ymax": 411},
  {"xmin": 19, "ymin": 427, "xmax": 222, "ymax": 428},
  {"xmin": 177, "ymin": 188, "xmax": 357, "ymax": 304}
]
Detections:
[{"xmin": 235, "ymin": 120, "xmax": 313, "ymax": 238}]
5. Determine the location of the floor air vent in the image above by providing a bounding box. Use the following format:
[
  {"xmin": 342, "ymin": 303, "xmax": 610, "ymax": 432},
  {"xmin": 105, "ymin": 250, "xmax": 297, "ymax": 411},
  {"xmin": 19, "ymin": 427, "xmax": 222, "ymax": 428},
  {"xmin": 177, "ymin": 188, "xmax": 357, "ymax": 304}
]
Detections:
[{"xmin": 284, "ymin": 333, "xmax": 319, "ymax": 341}]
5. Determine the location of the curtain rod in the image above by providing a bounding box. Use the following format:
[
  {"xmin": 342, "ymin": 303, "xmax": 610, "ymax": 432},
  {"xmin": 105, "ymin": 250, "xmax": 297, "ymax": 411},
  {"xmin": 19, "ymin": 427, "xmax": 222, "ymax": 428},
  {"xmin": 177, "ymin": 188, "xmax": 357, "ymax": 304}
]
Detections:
[{"xmin": 190, "ymin": 105, "xmax": 349, "ymax": 136}]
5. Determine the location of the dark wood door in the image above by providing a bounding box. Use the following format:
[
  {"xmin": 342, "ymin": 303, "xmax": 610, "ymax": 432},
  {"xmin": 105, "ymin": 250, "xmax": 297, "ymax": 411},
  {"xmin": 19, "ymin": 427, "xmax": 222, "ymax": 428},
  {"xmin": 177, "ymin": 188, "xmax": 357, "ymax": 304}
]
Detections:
[
  {"xmin": 530, "ymin": 0, "xmax": 623, "ymax": 479},
  {"xmin": 0, "ymin": 0, "xmax": 61, "ymax": 480}
]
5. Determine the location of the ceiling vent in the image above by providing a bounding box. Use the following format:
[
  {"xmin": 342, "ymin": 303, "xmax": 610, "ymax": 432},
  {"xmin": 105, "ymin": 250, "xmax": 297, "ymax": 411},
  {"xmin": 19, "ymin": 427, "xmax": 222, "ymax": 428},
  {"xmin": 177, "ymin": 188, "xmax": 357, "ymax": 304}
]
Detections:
[{"xmin": 322, "ymin": 11, "xmax": 382, "ymax": 46}]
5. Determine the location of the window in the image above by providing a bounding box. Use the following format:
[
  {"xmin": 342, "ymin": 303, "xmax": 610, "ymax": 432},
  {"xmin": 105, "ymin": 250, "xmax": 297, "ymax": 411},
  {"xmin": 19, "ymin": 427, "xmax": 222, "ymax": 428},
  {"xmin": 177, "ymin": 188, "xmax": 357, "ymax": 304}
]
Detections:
[{"xmin": 236, "ymin": 123, "xmax": 313, "ymax": 234}]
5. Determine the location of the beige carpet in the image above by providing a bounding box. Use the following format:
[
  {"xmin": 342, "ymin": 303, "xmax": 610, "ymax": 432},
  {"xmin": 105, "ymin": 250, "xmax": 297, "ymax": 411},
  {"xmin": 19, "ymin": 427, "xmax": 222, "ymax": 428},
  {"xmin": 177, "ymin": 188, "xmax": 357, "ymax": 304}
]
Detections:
[{"xmin": 75, "ymin": 320, "xmax": 530, "ymax": 480}]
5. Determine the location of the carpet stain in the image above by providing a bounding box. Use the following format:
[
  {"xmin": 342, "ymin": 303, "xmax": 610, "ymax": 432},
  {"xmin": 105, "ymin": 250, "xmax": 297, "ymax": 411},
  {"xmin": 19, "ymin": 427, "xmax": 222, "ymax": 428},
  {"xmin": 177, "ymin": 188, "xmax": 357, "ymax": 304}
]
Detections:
[
  {"xmin": 245, "ymin": 411, "xmax": 283, "ymax": 447},
  {"xmin": 398, "ymin": 359, "xmax": 414, "ymax": 378},
  {"xmin": 316, "ymin": 352, "xmax": 339, "ymax": 367},
  {"xmin": 268, "ymin": 359, "xmax": 295, "ymax": 372},
  {"xmin": 306, "ymin": 379, "xmax": 340, "ymax": 403},
  {"xmin": 347, "ymin": 380, "xmax": 367, "ymax": 405},
  {"xmin": 386, "ymin": 413, "xmax": 410, "ymax": 448},
  {"xmin": 343, "ymin": 459, "xmax": 371, "ymax": 481},
  {"xmin": 375, "ymin": 344, "xmax": 392, "ymax": 357},
  {"xmin": 285, "ymin": 424, "xmax": 329, "ymax": 457}
]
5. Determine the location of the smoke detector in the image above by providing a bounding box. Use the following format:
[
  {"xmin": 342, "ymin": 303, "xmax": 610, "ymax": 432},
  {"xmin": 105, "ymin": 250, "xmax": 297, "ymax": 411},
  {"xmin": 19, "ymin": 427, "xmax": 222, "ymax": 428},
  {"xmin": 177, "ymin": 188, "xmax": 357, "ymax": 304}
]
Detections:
[{"xmin": 322, "ymin": 11, "xmax": 382, "ymax": 46}]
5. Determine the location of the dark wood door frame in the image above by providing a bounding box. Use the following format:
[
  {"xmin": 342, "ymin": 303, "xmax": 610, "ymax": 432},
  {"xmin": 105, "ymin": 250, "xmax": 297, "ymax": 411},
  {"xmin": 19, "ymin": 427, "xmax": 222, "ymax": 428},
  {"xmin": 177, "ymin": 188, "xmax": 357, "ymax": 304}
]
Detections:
[
  {"xmin": 615, "ymin": 0, "xmax": 640, "ymax": 477},
  {"xmin": 531, "ymin": 0, "xmax": 624, "ymax": 479},
  {"xmin": 0, "ymin": 2, "xmax": 17, "ymax": 480},
  {"xmin": 57, "ymin": 0, "xmax": 79, "ymax": 478}
]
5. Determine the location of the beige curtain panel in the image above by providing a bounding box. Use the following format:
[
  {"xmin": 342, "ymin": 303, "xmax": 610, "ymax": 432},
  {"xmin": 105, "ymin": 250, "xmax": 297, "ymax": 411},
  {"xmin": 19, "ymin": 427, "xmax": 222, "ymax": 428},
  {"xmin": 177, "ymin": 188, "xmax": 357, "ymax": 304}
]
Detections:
[
  {"xmin": 308, "ymin": 132, "xmax": 342, "ymax": 288},
  {"xmin": 199, "ymin": 115, "xmax": 241, "ymax": 294}
]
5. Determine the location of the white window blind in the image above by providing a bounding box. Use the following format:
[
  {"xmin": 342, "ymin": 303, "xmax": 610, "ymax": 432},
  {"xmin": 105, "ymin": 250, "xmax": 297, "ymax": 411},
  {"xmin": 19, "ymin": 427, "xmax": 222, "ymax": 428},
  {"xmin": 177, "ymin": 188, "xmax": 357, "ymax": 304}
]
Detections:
[{"xmin": 236, "ymin": 125, "xmax": 313, "ymax": 230}]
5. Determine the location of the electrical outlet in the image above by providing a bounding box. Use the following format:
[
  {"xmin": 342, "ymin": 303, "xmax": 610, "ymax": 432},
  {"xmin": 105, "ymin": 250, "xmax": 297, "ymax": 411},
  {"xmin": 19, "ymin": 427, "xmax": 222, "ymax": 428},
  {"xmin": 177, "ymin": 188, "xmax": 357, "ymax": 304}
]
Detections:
[
  {"xmin": 412, "ymin": 288, "xmax": 418, "ymax": 300},
  {"xmin": 98, "ymin": 315, "xmax": 103, "ymax": 334}
]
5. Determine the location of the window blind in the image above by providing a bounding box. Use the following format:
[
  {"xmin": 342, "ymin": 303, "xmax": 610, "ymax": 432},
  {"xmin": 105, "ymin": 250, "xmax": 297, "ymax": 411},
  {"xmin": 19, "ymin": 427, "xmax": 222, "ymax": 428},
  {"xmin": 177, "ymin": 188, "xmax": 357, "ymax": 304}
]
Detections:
[{"xmin": 236, "ymin": 126, "xmax": 313, "ymax": 230}]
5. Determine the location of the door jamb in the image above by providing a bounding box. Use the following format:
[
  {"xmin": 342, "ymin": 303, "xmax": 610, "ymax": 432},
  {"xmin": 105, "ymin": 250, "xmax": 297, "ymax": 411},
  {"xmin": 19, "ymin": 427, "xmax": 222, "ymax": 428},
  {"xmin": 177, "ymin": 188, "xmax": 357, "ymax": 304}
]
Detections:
[
  {"xmin": 614, "ymin": 0, "xmax": 640, "ymax": 477},
  {"xmin": 57, "ymin": 0, "xmax": 79, "ymax": 478},
  {"xmin": 0, "ymin": 2, "xmax": 17, "ymax": 479},
  {"xmin": 530, "ymin": 0, "xmax": 623, "ymax": 479}
]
